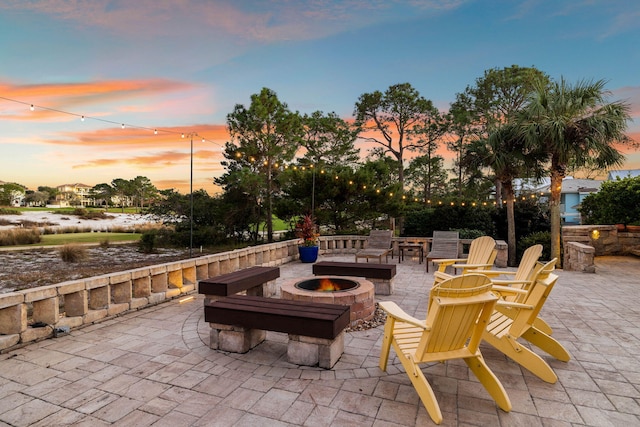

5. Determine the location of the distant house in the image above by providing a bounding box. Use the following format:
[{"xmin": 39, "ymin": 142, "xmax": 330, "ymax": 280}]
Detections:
[
  {"xmin": 535, "ymin": 177, "xmax": 603, "ymax": 224},
  {"xmin": 607, "ymin": 169, "xmax": 640, "ymax": 180},
  {"xmin": 0, "ymin": 180, "xmax": 26, "ymax": 207},
  {"xmin": 55, "ymin": 183, "xmax": 94, "ymax": 207}
]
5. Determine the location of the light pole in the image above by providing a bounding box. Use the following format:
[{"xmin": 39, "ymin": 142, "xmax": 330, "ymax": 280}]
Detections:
[
  {"xmin": 190, "ymin": 133, "xmax": 194, "ymax": 257},
  {"xmin": 183, "ymin": 133, "xmax": 195, "ymax": 257}
]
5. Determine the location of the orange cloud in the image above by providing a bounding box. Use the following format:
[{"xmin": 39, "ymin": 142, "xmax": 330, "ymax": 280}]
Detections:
[{"xmin": 0, "ymin": 78, "xmax": 198, "ymax": 121}]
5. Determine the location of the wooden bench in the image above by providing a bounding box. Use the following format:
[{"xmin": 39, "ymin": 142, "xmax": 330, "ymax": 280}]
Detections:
[
  {"xmin": 312, "ymin": 261, "xmax": 396, "ymax": 295},
  {"xmin": 205, "ymin": 295, "xmax": 350, "ymax": 368},
  {"xmin": 198, "ymin": 266, "xmax": 280, "ymax": 301}
]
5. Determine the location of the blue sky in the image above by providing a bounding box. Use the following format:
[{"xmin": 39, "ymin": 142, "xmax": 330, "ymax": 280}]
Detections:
[{"xmin": 1, "ymin": 0, "xmax": 638, "ymax": 194}]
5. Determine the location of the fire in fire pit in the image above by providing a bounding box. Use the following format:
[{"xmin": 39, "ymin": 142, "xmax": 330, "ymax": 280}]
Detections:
[{"xmin": 295, "ymin": 277, "xmax": 359, "ymax": 292}]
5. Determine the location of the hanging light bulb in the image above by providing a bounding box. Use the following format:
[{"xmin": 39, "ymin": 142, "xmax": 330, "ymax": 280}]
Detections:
[
  {"xmin": 81, "ymin": 115, "xmax": 85, "ymax": 121},
  {"xmin": 30, "ymin": 104, "xmax": 34, "ymax": 111},
  {"xmin": 181, "ymin": 133, "xmax": 185, "ymax": 138},
  {"xmin": 121, "ymin": 124, "xmax": 125, "ymax": 129},
  {"xmin": 202, "ymin": 138, "xmax": 205, "ymax": 143},
  {"xmin": 154, "ymin": 129, "xmax": 158, "ymax": 135}
]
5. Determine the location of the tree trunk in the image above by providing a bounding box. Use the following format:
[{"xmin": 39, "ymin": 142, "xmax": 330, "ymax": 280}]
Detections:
[
  {"xmin": 396, "ymin": 151, "xmax": 404, "ymax": 235},
  {"xmin": 494, "ymin": 179, "xmax": 503, "ymax": 206},
  {"xmin": 549, "ymin": 169, "xmax": 563, "ymax": 267},
  {"xmin": 503, "ymin": 181, "xmax": 517, "ymax": 267},
  {"xmin": 266, "ymin": 162, "xmax": 274, "ymax": 243}
]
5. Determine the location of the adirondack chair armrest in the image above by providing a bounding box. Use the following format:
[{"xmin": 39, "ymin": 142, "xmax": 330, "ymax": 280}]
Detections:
[
  {"xmin": 435, "ymin": 258, "xmax": 466, "ymax": 265},
  {"xmin": 433, "ymin": 271, "xmax": 453, "ymax": 281},
  {"xmin": 452, "ymin": 262, "xmax": 493, "ymax": 271},
  {"xmin": 470, "ymin": 269, "xmax": 516, "ymax": 278},
  {"xmin": 491, "ymin": 279, "xmax": 529, "ymax": 286},
  {"xmin": 491, "ymin": 285, "xmax": 528, "ymax": 298},
  {"xmin": 378, "ymin": 301, "xmax": 428, "ymax": 330},
  {"xmin": 435, "ymin": 258, "xmax": 466, "ymax": 272},
  {"xmin": 496, "ymin": 300, "xmax": 534, "ymax": 310}
]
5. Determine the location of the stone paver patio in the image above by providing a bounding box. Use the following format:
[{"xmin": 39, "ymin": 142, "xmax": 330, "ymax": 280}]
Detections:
[{"xmin": 1, "ymin": 254, "xmax": 639, "ymax": 426}]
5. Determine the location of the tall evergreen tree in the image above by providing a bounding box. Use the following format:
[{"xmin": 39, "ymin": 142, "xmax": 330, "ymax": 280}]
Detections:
[{"xmin": 217, "ymin": 88, "xmax": 303, "ymax": 242}]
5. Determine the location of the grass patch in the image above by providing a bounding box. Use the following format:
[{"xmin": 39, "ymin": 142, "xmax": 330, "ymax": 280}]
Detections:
[{"xmin": 0, "ymin": 208, "xmax": 21, "ymax": 215}]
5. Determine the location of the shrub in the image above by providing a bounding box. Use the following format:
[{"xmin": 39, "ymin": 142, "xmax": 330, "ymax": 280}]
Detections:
[
  {"xmin": 517, "ymin": 231, "xmax": 551, "ymax": 261},
  {"xmin": 452, "ymin": 228, "xmax": 486, "ymax": 239},
  {"xmin": 403, "ymin": 205, "xmax": 496, "ymax": 237},
  {"xmin": 59, "ymin": 244, "xmax": 88, "ymax": 262},
  {"xmin": 0, "ymin": 228, "xmax": 41, "ymax": 246},
  {"xmin": 139, "ymin": 231, "xmax": 157, "ymax": 253},
  {"xmin": 491, "ymin": 198, "xmax": 550, "ymax": 242},
  {"xmin": 580, "ymin": 176, "xmax": 640, "ymax": 225}
]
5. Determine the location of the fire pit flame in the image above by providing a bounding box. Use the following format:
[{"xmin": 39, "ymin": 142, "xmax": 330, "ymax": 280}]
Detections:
[
  {"xmin": 318, "ymin": 278, "xmax": 341, "ymax": 292},
  {"xmin": 295, "ymin": 277, "xmax": 359, "ymax": 292}
]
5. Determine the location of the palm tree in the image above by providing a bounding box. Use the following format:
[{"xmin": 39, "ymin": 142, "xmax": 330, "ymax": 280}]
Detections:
[
  {"xmin": 463, "ymin": 126, "xmax": 545, "ymax": 265},
  {"xmin": 520, "ymin": 78, "xmax": 632, "ymax": 265}
]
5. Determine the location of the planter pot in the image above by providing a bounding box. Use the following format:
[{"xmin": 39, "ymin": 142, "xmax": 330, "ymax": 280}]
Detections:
[
  {"xmin": 616, "ymin": 224, "xmax": 627, "ymax": 232},
  {"xmin": 298, "ymin": 245, "xmax": 319, "ymax": 263}
]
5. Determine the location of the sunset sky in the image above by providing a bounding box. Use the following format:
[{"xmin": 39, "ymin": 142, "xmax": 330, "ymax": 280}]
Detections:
[{"xmin": 1, "ymin": 0, "xmax": 639, "ymax": 195}]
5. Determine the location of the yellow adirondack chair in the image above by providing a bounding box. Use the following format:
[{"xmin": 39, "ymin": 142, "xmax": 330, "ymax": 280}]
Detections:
[
  {"xmin": 491, "ymin": 258, "xmax": 556, "ymax": 335},
  {"xmin": 470, "ymin": 244, "xmax": 542, "ymax": 283},
  {"xmin": 432, "ymin": 236, "xmax": 497, "ymax": 284},
  {"xmin": 483, "ymin": 267, "xmax": 571, "ymax": 384},
  {"xmin": 378, "ymin": 274, "xmax": 512, "ymax": 424}
]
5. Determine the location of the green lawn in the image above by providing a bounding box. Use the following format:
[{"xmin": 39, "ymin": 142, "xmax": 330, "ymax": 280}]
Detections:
[{"xmin": 39, "ymin": 232, "xmax": 141, "ymax": 246}]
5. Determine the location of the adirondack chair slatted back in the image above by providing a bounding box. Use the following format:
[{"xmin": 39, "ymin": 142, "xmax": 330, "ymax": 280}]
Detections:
[
  {"xmin": 507, "ymin": 258, "xmax": 557, "ymax": 304},
  {"xmin": 516, "ymin": 270, "xmax": 558, "ymax": 331},
  {"xmin": 466, "ymin": 236, "xmax": 496, "ymax": 264},
  {"xmin": 420, "ymin": 274, "xmax": 495, "ymax": 357},
  {"xmin": 366, "ymin": 230, "xmax": 393, "ymax": 249},
  {"xmin": 513, "ymin": 244, "xmax": 543, "ymax": 281}
]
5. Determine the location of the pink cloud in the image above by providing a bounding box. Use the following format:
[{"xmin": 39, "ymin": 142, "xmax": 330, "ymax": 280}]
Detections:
[{"xmin": 0, "ymin": 78, "xmax": 198, "ymax": 121}]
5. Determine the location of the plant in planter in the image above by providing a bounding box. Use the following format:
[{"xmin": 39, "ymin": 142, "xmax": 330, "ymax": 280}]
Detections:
[{"xmin": 295, "ymin": 214, "xmax": 319, "ymax": 262}]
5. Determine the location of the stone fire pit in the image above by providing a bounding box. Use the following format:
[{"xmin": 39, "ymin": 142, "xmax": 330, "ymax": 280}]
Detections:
[{"xmin": 280, "ymin": 276, "xmax": 375, "ymax": 327}]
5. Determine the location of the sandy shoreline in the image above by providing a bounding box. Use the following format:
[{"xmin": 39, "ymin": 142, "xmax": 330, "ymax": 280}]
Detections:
[{"xmin": 0, "ymin": 210, "xmax": 159, "ymax": 231}]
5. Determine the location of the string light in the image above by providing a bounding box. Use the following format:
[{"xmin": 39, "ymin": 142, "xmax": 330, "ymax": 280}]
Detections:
[{"xmin": 1, "ymin": 96, "xmax": 221, "ymax": 148}]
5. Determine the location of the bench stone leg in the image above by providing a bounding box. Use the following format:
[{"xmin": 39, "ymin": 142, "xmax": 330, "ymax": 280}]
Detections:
[
  {"xmin": 245, "ymin": 278, "xmax": 278, "ymax": 298},
  {"xmin": 287, "ymin": 332, "xmax": 345, "ymax": 369},
  {"xmin": 210, "ymin": 323, "xmax": 265, "ymax": 353},
  {"xmin": 371, "ymin": 278, "xmax": 394, "ymax": 295}
]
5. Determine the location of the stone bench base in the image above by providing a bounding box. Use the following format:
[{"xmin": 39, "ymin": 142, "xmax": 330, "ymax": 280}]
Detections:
[
  {"xmin": 205, "ymin": 295, "xmax": 349, "ymax": 369},
  {"xmin": 209, "ymin": 324, "xmax": 344, "ymax": 369}
]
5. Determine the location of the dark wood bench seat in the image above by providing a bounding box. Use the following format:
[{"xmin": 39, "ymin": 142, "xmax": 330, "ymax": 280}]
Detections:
[
  {"xmin": 205, "ymin": 295, "xmax": 349, "ymax": 368},
  {"xmin": 205, "ymin": 295, "xmax": 349, "ymax": 340},
  {"xmin": 312, "ymin": 261, "xmax": 396, "ymax": 280},
  {"xmin": 198, "ymin": 266, "xmax": 280, "ymax": 297}
]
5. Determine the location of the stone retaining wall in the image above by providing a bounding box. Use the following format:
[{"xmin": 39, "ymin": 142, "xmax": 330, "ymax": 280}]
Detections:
[
  {"xmin": 0, "ymin": 240, "xmax": 299, "ymax": 352},
  {"xmin": 562, "ymin": 225, "xmax": 640, "ymax": 272},
  {"xmin": 0, "ymin": 234, "xmax": 508, "ymax": 352}
]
